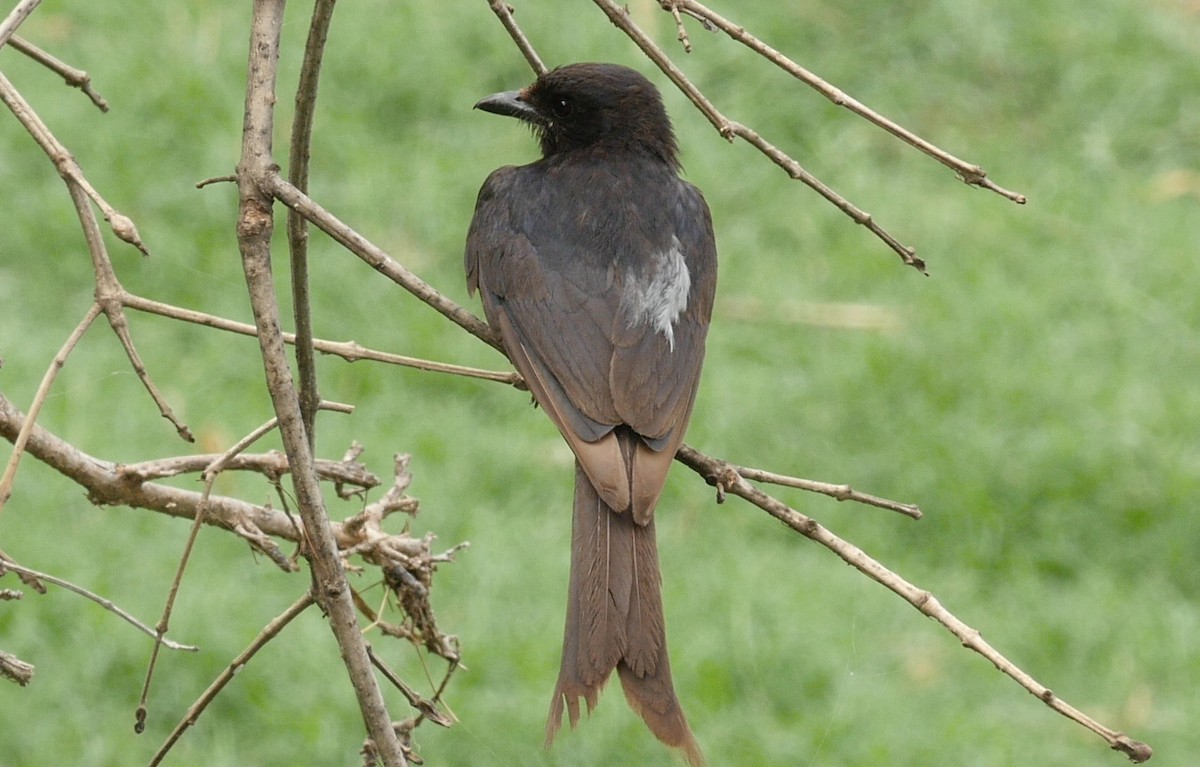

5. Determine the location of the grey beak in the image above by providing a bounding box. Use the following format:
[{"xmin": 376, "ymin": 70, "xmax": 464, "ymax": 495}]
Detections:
[{"xmin": 474, "ymin": 90, "xmax": 542, "ymax": 122}]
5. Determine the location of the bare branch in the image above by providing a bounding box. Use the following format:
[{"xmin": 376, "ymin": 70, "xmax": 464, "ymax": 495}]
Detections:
[
  {"xmin": 589, "ymin": 0, "xmax": 925, "ymax": 271},
  {"xmin": 120, "ymin": 292, "xmax": 521, "ymax": 386},
  {"xmin": 0, "ymin": 556, "xmax": 197, "ymax": 652},
  {"xmin": 7, "ymin": 35, "xmax": 109, "ymax": 111},
  {"xmin": 675, "ymin": 447, "xmax": 1152, "ymax": 764},
  {"xmin": 485, "ymin": 0, "xmax": 546, "ymax": 75},
  {"xmin": 269, "ymin": 176, "xmax": 504, "ymax": 352},
  {"xmin": 287, "ymin": 0, "xmax": 339, "ymax": 447},
  {"xmin": 671, "ymin": 0, "xmax": 1026, "ymax": 204},
  {"xmin": 0, "ymin": 0, "xmax": 42, "ymax": 49},
  {"xmin": 236, "ymin": 1, "xmax": 406, "ymax": 762},
  {"xmin": 0, "ymin": 303, "xmax": 102, "ymax": 517},
  {"xmin": 146, "ymin": 592, "xmax": 316, "ymax": 767}
]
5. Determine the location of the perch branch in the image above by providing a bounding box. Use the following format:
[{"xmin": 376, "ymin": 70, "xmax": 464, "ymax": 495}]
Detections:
[{"xmin": 674, "ymin": 446, "xmax": 1152, "ymax": 764}]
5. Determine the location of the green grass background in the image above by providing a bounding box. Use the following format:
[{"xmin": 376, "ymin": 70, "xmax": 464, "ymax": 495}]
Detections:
[{"xmin": 2, "ymin": 1, "xmax": 1197, "ymax": 765}]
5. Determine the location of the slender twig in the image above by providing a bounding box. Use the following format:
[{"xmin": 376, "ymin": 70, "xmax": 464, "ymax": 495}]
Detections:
[
  {"xmin": 485, "ymin": 0, "xmax": 546, "ymax": 75},
  {"xmin": 0, "ymin": 557, "xmax": 198, "ymax": 652},
  {"xmin": 0, "ymin": 303, "xmax": 102, "ymax": 517},
  {"xmin": 675, "ymin": 447, "xmax": 1153, "ymax": 764},
  {"xmin": 120, "ymin": 291, "xmax": 520, "ymax": 385},
  {"xmin": 269, "ymin": 176, "xmax": 503, "ymax": 352},
  {"xmin": 237, "ymin": 2, "xmax": 406, "ymax": 763},
  {"xmin": 726, "ymin": 458, "xmax": 922, "ymax": 519},
  {"xmin": 287, "ymin": 0, "xmax": 339, "ymax": 447},
  {"xmin": 7, "ymin": 35, "xmax": 109, "ymax": 110},
  {"xmin": 671, "ymin": 1, "xmax": 1025, "ymax": 204},
  {"xmin": 0, "ymin": 0, "xmax": 42, "ymax": 49},
  {"xmin": 588, "ymin": 0, "xmax": 925, "ymax": 271},
  {"xmin": 660, "ymin": 1, "xmax": 692, "ymax": 53},
  {"xmin": 0, "ymin": 70, "xmax": 147, "ymax": 255},
  {"xmin": 147, "ymin": 592, "xmax": 316, "ymax": 767},
  {"xmin": 366, "ymin": 645, "xmax": 454, "ymax": 727}
]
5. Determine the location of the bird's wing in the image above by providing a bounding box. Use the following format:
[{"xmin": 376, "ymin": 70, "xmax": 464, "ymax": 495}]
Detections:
[
  {"xmin": 608, "ymin": 181, "xmax": 717, "ymax": 520},
  {"xmin": 467, "ymin": 167, "xmax": 716, "ymax": 519}
]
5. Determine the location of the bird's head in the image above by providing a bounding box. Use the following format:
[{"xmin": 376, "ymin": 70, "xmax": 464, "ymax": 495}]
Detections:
[{"xmin": 475, "ymin": 62, "xmax": 679, "ymax": 168}]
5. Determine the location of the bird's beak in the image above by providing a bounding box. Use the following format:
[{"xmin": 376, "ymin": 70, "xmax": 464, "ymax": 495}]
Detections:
[{"xmin": 474, "ymin": 89, "xmax": 542, "ymax": 123}]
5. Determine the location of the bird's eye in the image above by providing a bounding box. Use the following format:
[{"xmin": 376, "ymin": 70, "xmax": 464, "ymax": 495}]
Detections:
[{"xmin": 550, "ymin": 98, "xmax": 572, "ymax": 119}]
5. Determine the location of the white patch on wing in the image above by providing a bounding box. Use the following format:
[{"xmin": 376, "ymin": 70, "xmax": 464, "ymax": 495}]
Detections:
[{"xmin": 621, "ymin": 236, "xmax": 691, "ymax": 350}]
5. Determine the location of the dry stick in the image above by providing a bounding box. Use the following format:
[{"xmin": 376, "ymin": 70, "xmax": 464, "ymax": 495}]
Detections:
[
  {"xmin": 146, "ymin": 591, "xmax": 316, "ymax": 767},
  {"xmin": 287, "ymin": 0, "xmax": 338, "ymax": 447},
  {"xmin": 237, "ymin": 2, "xmax": 406, "ymax": 764},
  {"xmin": 485, "ymin": 0, "xmax": 546, "ymax": 75},
  {"xmin": 675, "ymin": 446, "xmax": 1153, "ymax": 764},
  {"xmin": 65, "ymin": 176, "xmax": 193, "ymax": 443},
  {"xmin": 269, "ymin": 176, "xmax": 504, "ymax": 353},
  {"xmin": 661, "ymin": 0, "xmax": 693, "ymax": 53},
  {"xmin": 121, "ymin": 292, "xmax": 520, "ymax": 386},
  {"xmin": 589, "ymin": 0, "xmax": 927, "ymax": 272},
  {"xmin": 0, "ymin": 0, "xmax": 41, "ymax": 48},
  {"xmin": 7, "ymin": 35, "xmax": 109, "ymax": 111},
  {"xmin": 0, "ymin": 70, "xmax": 147, "ymax": 255},
  {"xmin": 0, "ymin": 70, "xmax": 190, "ymax": 442},
  {"xmin": 0, "ymin": 392, "xmax": 397, "ymax": 551},
  {"xmin": 136, "ymin": 410, "xmax": 303, "ymax": 734},
  {"xmin": 0, "ymin": 303, "xmax": 101, "ymax": 516},
  {"xmin": 673, "ymin": 0, "xmax": 1026, "ymax": 204},
  {"xmin": 0, "ymin": 558, "xmax": 197, "ymax": 652},
  {"xmin": 730, "ymin": 462, "xmax": 922, "ymax": 519},
  {"xmin": 118, "ymin": 451, "xmax": 373, "ymax": 486}
]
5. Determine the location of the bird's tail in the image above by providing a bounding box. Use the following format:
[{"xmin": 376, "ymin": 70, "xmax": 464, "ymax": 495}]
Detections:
[{"xmin": 545, "ymin": 455, "xmax": 703, "ymax": 766}]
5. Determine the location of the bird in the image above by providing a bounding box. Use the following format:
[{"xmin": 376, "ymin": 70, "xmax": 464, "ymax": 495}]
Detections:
[{"xmin": 465, "ymin": 63, "xmax": 716, "ymax": 765}]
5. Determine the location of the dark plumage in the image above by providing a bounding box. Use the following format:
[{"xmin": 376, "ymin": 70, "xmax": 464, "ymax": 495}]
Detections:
[{"xmin": 466, "ymin": 63, "xmax": 716, "ymax": 765}]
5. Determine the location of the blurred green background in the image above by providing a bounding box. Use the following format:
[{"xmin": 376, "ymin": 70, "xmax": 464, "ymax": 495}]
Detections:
[{"xmin": 1, "ymin": 1, "xmax": 1197, "ymax": 765}]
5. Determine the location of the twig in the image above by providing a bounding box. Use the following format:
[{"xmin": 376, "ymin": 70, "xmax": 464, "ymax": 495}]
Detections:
[
  {"xmin": 0, "ymin": 303, "xmax": 102, "ymax": 517},
  {"xmin": 7, "ymin": 35, "xmax": 109, "ymax": 111},
  {"xmin": 146, "ymin": 591, "xmax": 316, "ymax": 767},
  {"xmin": 0, "ymin": 393, "xmax": 398, "ymax": 550},
  {"xmin": 118, "ymin": 451, "xmax": 376, "ymax": 487},
  {"xmin": 0, "ymin": 557, "xmax": 198, "ymax": 652},
  {"xmin": 675, "ymin": 447, "xmax": 1153, "ymax": 764},
  {"xmin": 722, "ymin": 457, "xmax": 922, "ymax": 519},
  {"xmin": 670, "ymin": 0, "xmax": 1025, "ymax": 204},
  {"xmin": 120, "ymin": 292, "xmax": 521, "ymax": 386},
  {"xmin": 236, "ymin": 1, "xmax": 406, "ymax": 763},
  {"xmin": 660, "ymin": 1, "xmax": 692, "ymax": 53},
  {"xmin": 0, "ymin": 0, "xmax": 42, "ymax": 49},
  {"xmin": 287, "ymin": 0, "xmax": 339, "ymax": 447},
  {"xmin": 366, "ymin": 645, "xmax": 454, "ymax": 727},
  {"xmin": 0, "ymin": 70, "xmax": 147, "ymax": 255},
  {"xmin": 485, "ymin": 0, "xmax": 546, "ymax": 75},
  {"xmin": 64, "ymin": 175, "xmax": 192, "ymax": 442},
  {"xmin": 269, "ymin": 176, "xmax": 503, "ymax": 353},
  {"xmin": 588, "ymin": 0, "xmax": 926, "ymax": 272}
]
